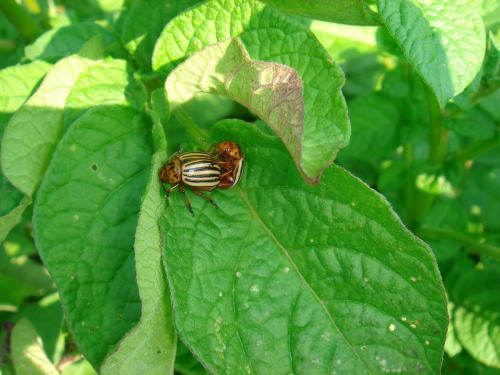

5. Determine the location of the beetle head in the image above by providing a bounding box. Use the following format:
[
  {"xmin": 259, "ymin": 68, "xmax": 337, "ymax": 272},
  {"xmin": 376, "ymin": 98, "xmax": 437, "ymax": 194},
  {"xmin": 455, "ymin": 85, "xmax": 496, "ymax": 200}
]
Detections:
[{"xmin": 159, "ymin": 158, "xmax": 181, "ymax": 185}]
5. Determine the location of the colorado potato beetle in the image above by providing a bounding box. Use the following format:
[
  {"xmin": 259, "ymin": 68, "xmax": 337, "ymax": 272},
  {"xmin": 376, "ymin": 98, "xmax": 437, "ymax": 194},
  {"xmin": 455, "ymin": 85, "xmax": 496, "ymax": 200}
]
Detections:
[
  {"xmin": 159, "ymin": 151, "xmax": 221, "ymax": 214},
  {"xmin": 160, "ymin": 142, "xmax": 244, "ymax": 214},
  {"xmin": 212, "ymin": 141, "xmax": 244, "ymax": 189}
]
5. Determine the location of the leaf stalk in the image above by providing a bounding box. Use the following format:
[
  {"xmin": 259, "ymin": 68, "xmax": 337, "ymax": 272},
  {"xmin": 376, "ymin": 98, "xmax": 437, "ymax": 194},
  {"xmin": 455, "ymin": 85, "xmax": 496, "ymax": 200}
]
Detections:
[
  {"xmin": 419, "ymin": 226, "xmax": 500, "ymax": 261},
  {"xmin": 0, "ymin": 0, "xmax": 42, "ymax": 42}
]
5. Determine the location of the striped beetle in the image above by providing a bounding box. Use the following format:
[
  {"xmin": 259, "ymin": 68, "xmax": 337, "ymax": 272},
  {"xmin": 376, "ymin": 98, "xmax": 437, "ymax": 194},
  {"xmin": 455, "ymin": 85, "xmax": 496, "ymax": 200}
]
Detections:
[
  {"xmin": 159, "ymin": 151, "xmax": 221, "ymax": 214},
  {"xmin": 160, "ymin": 142, "xmax": 244, "ymax": 214}
]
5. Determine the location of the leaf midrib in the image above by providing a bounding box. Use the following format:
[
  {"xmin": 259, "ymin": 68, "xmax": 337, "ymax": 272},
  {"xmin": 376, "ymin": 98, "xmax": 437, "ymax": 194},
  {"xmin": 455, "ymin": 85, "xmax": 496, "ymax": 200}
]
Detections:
[{"xmin": 236, "ymin": 186, "xmax": 376, "ymax": 374}]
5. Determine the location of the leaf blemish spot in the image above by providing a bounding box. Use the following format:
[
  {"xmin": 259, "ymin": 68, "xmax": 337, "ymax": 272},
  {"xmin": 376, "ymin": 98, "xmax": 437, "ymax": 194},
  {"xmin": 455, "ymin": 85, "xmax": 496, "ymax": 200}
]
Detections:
[
  {"xmin": 70, "ymin": 144, "xmax": 77, "ymax": 152},
  {"xmin": 218, "ymin": 292, "xmax": 223, "ymax": 297},
  {"xmin": 410, "ymin": 324, "xmax": 417, "ymax": 329},
  {"xmin": 410, "ymin": 276, "xmax": 417, "ymax": 282},
  {"xmin": 363, "ymin": 277, "xmax": 369, "ymax": 283},
  {"xmin": 73, "ymin": 214, "xmax": 80, "ymax": 221},
  {"xmin": 425, "ymin": 340, "xmax": 430, "ymax": 346},
  {"xmin": 91, "ymin": 164, "xmax": 98, "ymax": 171},
  {"xmin": 250, "ymin": 285, "xmax": 259, "ymax": 293},
  {"xmin": 235, "ymin": 271, "xmax": 242, "ymax": 278},
  {"xmin": 401, "ymin": 316, "xmax": 407, "ymax": 322},
  {"xmin": 388, "ymin": 324, "xmax": 396, "ymax": 332},
  {"xmin": 283, "ymin": 267, "xmax": 290, "ymax": 273},
  {"xmin": 360, "ymin": 345, "xmax": 367, "ymax": 351}
]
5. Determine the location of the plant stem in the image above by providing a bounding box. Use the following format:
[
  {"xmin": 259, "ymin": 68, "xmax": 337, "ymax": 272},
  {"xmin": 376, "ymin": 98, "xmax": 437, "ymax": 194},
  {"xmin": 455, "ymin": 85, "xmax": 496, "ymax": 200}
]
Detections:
[
  {"xmin": 0, "ymin": 0, "xmax": 41, "ymax": 42},
  {"xmin": 455, "ymin": 137, "xmax": 500, "ymax": 164},
  {"xmin": 0, "ymin": 39, "xmax": 16, "ymax": 53},
  {"xmin": 172, "ymin": 106, "xmax": 208, "ymax": 142},
  {"xmin": 403, "ymin": 142, "xmax": 414, "ymax": 213},
  {"xmin": 410, "ymin": 88, "xmax": 448, "ymax": 222},
  {"xmin": 419, "ymin": 226, "xmax": 500, "ymax": 261}
]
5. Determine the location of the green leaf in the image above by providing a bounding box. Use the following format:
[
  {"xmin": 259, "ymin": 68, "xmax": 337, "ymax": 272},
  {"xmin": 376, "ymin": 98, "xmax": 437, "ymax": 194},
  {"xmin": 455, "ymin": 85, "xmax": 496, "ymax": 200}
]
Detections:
[
  {"xmin": 11, "ymin": 318, "xmax": 59, "ymax": 375},
  {"xmin": 338, "ymin": 93, "xmax": 399, "ymax": 163},
  {"xmin": 445, "ymin": 108, "xmax": 497, "ymax": 140},
  {"xmin": 167, "ymin": 38, "xmax": 307, "ymax": 181},
  {"xmin": 120, "ymin": 0, "xmax": 201, "ymax": 69},
  {"xmin": 451, "ymin": 264, "xmax": 500, "ymax": 368},
  {"xmin": 1, "ymin": 46, "xmax": 102, "ymax": 196},
  {"xmin": 62, "ymin": 58, "xmax": 146, "ymax": 130},
  {"xmin": 101, "ymin": 94, "xmax": 176, "ymax": 375},
  {"xmin": 309, "ymin": 21, "xmax": 379, "ymax": 62},
  {"xmin": 461, "ymin": 166, "xmax": 500, "ymax": 231},
  {"xmin": 24, "ymin": 22, "xmax": 117, "ymax": 62},
  {"xmin": 0, "ymin": 222, "xmax": 54, "ymax": 300},
  {"xmin": 0, "ymin": 61, "xmax": 51, "ymax": 240},
  {"xmin": 0, "ymin": 61, "xmax": 52, "ymax": 136},
  {"xmin": 0, "ymin": 196, "xmax": 31, "ymax": 244},
  {"xmin": 445, "ymin": 304, "xmax": 463, "ymax": 358},
  {"xmin": 161, "ymin": 120, "xmax": 448, "ymax": 374},
  {"xmin": 376, "ymin": 0, "xmax": 486, "ymax": 106},
  {"xmin": 260, "ymin": 0, "xmax": 376, "ymax": 25},
  {"xmin": 33, "ymin": 106, "xmax": 152, "ymax": 368},
  {"xmin": 152, "ymin": 0, "xmax": 350, "ymax": 182}
]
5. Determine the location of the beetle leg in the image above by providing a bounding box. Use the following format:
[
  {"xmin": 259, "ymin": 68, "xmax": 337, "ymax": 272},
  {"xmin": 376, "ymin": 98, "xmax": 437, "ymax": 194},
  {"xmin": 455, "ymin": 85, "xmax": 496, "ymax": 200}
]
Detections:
[
  {"xmin": 179, "ymin": 185, "xmax": 194, "ymax": 216},
  {"xmin": 163, "ymin": 183, "xmax": 178, "ymax": 197},
  {"xmin": 193, "ymin": 190, "xmax": 219, "ymax": 209}
]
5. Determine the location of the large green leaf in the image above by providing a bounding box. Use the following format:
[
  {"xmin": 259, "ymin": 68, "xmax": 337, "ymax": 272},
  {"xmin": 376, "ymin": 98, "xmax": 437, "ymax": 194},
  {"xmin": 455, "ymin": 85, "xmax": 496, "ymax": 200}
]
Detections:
[
  {"xmin": 451, "ymin": 264, "xmax": 500, "ymax": 368},
  {"xmin": 152, "ymin": 0, "xmax": 350, "ymax": 182},
  {"xmin": 33, "ymin": 106, "xmax": 152, "ymax": 367},
  {"xmin": 24, "ymin": 22, "xmax": 117, "ymax": 62},
  {"xmin": 161, "ymin": 120, "xmax": 448, "ymax": 374},
  {"xmin": 376, "ymin": 0, "xmax": 486, "ymax": 106},
  {"xmin": 1, "ymin": 43, "xmax": 102, "ymax": 196},
  {"xmin": 11, "ymin": 318, "xmax": 59, "ymax": 375},
  {"xmin": 101, "ymin": 95, "xmax": 176, "ymax": 375},
  {"xmin": 260, "ymin": 0, "xmax": 376, "ymax": 25},
  {"xmin": 0, "ymin": 61, "xmax": 51, "ymax": 241},
  {"xmin": 120, "ymin": 0, "xmax": 201, "ymax": 69}
]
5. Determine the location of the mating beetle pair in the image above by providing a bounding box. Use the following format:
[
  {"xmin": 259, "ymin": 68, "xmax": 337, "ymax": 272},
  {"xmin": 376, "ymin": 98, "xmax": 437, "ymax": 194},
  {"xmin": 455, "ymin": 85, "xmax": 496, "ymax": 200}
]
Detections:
[{"xmin": 159, "ymin": 141, "xmax": 244, "ymax": 214}]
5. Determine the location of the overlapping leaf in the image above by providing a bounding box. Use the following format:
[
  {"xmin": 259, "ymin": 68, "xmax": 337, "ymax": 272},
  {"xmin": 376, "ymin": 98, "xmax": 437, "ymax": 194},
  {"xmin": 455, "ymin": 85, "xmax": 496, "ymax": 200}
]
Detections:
[
  {"xmin": 153, "ymin": 0, "xmax": 350, "ymax": 182},
  {"xmin": 451, "ymin": 264, "xmax": 500, "ymax": 368},
  {"xmin": 260, "ymin": 0, "xmax": 376, "ymax": 25},
  {"xmin": 376, "ymin": 0, "xmax": 486, "ymax": 106},
  {"xmin": 11, "ymin": 318, "xmax": 59, "ymax": 375},
  {"xmin": 34, "ymin": 106, "xmax": 151, "ymax": 367},
  {"xmin": 162, "ymin": 120, "xmax": 448, "ymax": 374},
  {"xmin": 120, "ymin": 0, "xmax": 201, "ymax": 68},
  {"xmin": 0, "ymin": 61, "xmax": 51, "ymax": 241},
  {"xmin": 1, "ymin": 42, "xmax": 103, "ymax": 196},
  {"xmin": 101, "ymin": 94, "xmax": 176, "ymax": 375},
  {"xmin": 25, "ymin": 22, "xmax": 117, "ymax": 62}
]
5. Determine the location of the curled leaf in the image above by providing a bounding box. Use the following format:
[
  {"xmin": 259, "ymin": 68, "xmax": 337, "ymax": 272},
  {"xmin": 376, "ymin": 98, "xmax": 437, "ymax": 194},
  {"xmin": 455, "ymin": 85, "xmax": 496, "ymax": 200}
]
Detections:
[{"xmin": 167, "ymin": 38, "xmax": 305, "ymax": 181}]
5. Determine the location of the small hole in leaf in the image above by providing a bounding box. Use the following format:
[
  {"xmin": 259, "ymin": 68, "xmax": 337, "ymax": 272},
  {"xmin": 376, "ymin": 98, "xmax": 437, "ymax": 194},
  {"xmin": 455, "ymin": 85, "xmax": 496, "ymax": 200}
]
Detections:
[{"xmin": 91, "ymin": 164, "xmax": 98, "ymax": 171}]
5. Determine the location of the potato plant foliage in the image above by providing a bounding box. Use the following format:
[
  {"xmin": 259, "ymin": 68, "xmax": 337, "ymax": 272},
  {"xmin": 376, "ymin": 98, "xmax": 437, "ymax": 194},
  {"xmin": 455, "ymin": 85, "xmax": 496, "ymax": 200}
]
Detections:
[{"xmin": 0, "ymin": 1, "xmax": 499, "ymax": 375}]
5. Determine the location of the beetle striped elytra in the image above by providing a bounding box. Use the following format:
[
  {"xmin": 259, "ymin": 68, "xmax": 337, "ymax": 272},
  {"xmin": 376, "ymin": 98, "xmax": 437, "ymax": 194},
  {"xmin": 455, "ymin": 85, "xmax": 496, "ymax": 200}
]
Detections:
[
  {"xmin": 160, "ymin": 142, "xmax": 244, "ymax": 214},
  {"xmin": 159, "ymin": 151, "xmax": 221, "ymax": 215}
]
